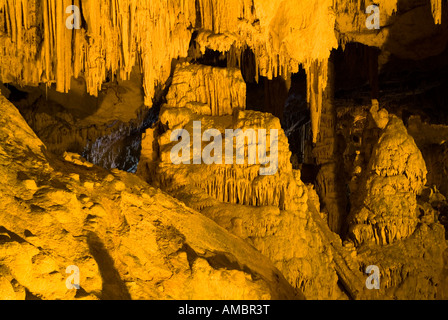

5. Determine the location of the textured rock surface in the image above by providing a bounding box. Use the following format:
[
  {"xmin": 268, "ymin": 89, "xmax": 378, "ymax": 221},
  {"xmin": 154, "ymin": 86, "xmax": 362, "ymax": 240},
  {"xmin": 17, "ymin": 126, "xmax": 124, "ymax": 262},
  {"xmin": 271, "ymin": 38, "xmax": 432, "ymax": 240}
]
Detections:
[
  {"xmin": 408, "ymin": 116, "xmax": 448, "ymax": 198},
  {"xmin": 166, "ymin": 63, "xmax": 247, "ymax": 116},
  {"xmin": 334, "ymin": 102, "xmax": 448, "ymax": 299},
  {"xmin": 135, "ymin": 62, "xmax": 448, "ymax": 300},
  {"xmin": 0, "ymin": 93, "xmax": 300, "ymax": 300},
  {"xmin": 334, "ymin": 0, "xmax": 448, "ymax": 60},
  {"xmin": 348, "ymin": 114, "xmax": 428, "ymax": 246},
  {"xmin": 2, "ymin": 0, "xmax": 448, "ymax": 302},
  {"xmin": 1, "ymin": 0, "xmax": 446, "ymax": 145},
  {"xmin": 5, "ymin": 72, "xmax": 148, "ymax": 172},
  {"xmin": 0, "ymin": 0, "xmax": 339, "ymax": 143},
  {"xmin": 139, "ymin": 63, "xmax": 355, "ymax": 300},
  {"xmin": 144, "ymin": 64, "xmax": 301, "ymax": 211},
  {"xmin": 356, "ymin": 222, "xmax": 447, "ymax": 299},
  {"xmin": 312, "ymin": 61, "xmax": 348, "ymax": 234},
  {"xmin": 0, "ymin": 0, "xmax": 195, "ymax": 106}
]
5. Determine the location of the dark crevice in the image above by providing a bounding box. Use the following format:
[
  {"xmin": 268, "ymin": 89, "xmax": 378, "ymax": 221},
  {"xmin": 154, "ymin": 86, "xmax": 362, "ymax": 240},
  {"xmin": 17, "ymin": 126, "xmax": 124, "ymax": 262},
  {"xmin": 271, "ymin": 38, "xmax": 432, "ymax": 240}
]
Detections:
[
  {"xmin": 25, "ymin": 288, "xmax": 42, "ymax": 300},
  {"xmin": 0, "ymin": 226, "xmax": 28, "ymax": 244},
  {"xmin": 182, "ymin": 243, "xmax": 262, "ymax": 283},
  {"xmin": 182, "ymin": 243, "xmax": 199, "ymax": 270}
]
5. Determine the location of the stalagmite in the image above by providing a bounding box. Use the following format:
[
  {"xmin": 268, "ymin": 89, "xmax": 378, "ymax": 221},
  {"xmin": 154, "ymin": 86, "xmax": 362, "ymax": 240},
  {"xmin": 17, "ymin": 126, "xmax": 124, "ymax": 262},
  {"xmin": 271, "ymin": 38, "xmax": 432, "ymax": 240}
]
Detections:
[
  {"xmin": 148, "ymin": 63, "xmax": 299, "ymax": 210},
  {"xmin": 0, "ymin": 93, "xmax": 300, "ymax": 300},
  {"xmin": 312, "ymin": 59, "xmax": 347, "ymax": 235},
  {"xmin": 137, "ymin": 64, "xmax": 347, "ymax": 299},
  {"xmin": 348, "ymin": 115, "xmax": 428, "ymax": 246}
]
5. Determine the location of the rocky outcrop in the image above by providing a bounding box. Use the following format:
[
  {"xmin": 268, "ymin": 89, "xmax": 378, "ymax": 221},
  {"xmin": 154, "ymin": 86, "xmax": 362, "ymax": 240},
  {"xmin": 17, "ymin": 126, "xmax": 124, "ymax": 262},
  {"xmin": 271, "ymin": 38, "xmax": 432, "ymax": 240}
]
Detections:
[
  {"xmin": 144, "ymin": 63, "xmax": 301, "ymax": 211},
  {"xmin": 356, "ymin": 221, "xmax": 447, "ymax": 299},
  {"xmin": 334, "ymin": 101, "xmax": 448, "ymax": 299},
  {"xmin": 197, "ymin": 189, "xmax": 346, "ymax": 300},
  {"xmin": 2, "ymin": 0, "xmax": 448, "ymax": 302},
  {"xmin": 0, "ymin": 93, "xmax": 300, "ymax": 300}
]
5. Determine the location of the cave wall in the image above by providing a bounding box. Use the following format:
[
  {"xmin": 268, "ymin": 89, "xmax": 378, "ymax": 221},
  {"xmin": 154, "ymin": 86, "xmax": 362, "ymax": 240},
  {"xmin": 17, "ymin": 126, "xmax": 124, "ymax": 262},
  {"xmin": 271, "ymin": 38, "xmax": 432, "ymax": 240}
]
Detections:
[{"xmin": 1, "ymin": 0, "xmax": 448, "ymax": 300}]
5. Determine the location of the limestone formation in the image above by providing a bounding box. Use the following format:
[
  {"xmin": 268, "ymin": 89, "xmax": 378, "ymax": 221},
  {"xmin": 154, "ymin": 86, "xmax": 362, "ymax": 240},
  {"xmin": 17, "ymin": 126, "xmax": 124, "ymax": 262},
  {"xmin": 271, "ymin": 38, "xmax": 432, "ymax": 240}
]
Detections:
[
  {"xmin": 1, "ymin": 0, "xmax": 448, "ymax": 302},
  {"xmin": 348, "ymin": 115, "xmax": 428, "ymax": 246},
  {"xmin": 334, "ymin": 101, "xmax": 447, "ymax": 299},
  {"xmin": 0, "ymin": 0, "xmax": 195, "ymax": 106},
  {"xmin": 1, "ymin": 0, "xmax": 446, "ymax": 145},
  {"xmin": 139, "ymin": 63, "xmax": 360, "ymax": 300},
  {"xmin": 146, "ymin": 64, "xmax": 302, "ymax": 210},
  {"xmin": 431, "ymin": 0, "xmax": 443, "ymax": 24},
  {"xmin": 0, "ymin": 94, "xmax": 300, "ymax": 300},
  {"xmin": 407, "ymin": 116, "xmax": 448, "ymax": 199},
  {"xmin": 0, "ymin": 0, "xmax": 340, "ymax": 143},
  {"xmin": 166, "ymin": 63, "xmax": 247, "ymax": 116}
]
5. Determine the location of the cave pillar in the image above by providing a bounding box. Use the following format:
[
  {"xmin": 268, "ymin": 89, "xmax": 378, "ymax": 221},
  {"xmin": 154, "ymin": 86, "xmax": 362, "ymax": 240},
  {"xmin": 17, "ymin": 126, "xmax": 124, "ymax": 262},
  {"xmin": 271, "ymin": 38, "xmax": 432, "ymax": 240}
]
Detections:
[{"xmin": 313, "ymin": 58, "xmax": 347, "ymax": 235}]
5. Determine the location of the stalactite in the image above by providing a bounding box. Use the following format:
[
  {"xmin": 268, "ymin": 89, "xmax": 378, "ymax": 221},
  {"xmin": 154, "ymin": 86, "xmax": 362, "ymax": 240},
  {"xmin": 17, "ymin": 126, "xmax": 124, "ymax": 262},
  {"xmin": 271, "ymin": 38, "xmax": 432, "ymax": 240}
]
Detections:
[
  {"xmin": 306, "ymin": 59, "xmax": 329, "ymax": 144},
  {"xmin": 431, "ymin": 0, "xmax": 443, "ymax": 24}
]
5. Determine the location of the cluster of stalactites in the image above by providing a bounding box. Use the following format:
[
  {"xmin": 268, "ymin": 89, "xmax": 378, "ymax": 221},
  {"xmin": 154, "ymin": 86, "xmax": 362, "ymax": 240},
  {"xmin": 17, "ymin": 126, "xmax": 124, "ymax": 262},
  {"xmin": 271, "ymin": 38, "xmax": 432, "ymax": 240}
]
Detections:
[
  {"xmin": 193, "ymin": 0, "xmax": 338, "ymax": 143},
  {"xmin": 0, "ymin": 0, "xmax": 338, "ymax": 143},
  {"xmin": 211, "ymin": 49, "xmax": 331, "ymax": 146},
  {"xmin": 332, "ymin": 0, "xmax": 397, "ymax": 19},
  {"xmin": 0, "ymin": 0, "xmax": 196, "ymax": 106}
]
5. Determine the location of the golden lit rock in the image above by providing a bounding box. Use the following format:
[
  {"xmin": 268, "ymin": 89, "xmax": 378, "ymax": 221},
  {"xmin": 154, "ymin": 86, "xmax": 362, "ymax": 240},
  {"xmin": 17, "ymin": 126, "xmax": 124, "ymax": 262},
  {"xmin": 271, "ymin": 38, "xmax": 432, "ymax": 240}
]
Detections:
[
  {"xmin": 0, "ymin": 94, "xmax": 299, "ymax": 300},
  {"xmin": 348, "ymin": 115, "xmax": 428, "ymax": 246},
  {"xmin": 1, "ymin": 0, "xmax": 448, "ymax": 302}
]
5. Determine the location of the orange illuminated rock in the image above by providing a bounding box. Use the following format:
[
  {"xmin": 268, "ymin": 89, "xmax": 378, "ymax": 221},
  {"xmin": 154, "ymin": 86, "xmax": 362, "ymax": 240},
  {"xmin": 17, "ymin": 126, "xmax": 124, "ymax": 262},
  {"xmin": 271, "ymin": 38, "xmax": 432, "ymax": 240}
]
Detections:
[
  {"xmin": 138, "ymin": 63, "xmax": 345, "ymax": 299},
  {"xmin": 0, "ymin": 93, "xmax": 300, "ymax": 300},
  {"xmin": 1, "ymin": 0, "xmax": 448, "ymax": 301},
  {"xmin": 348, "ymin": 115, "xmax": 428, "ymax": 246}
]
